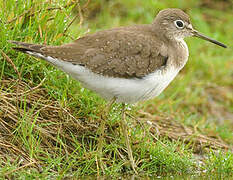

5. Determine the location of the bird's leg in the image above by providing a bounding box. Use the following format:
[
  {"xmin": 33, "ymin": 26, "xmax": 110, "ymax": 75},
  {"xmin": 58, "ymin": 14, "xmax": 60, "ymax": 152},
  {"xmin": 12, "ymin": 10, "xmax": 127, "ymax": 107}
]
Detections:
[
  {"xmin": 97, "ymin": 97, "xmax": 116, "ymax": 173},
  {"xmin": 121, "ymin": 103, "xmax": 138, "ymax": 174}
]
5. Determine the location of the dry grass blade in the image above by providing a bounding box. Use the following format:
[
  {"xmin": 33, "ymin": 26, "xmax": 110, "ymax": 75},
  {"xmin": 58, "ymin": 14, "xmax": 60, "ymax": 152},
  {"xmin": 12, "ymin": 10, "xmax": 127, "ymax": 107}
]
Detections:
[
  {"xmin": 1, "ymin": 50, "xmax": 22, "ymax": 118},
  {"xmin": 0, "ymin": 77, "xmax": 231, "ymax": 175},
  {"xmin": 63, "ymin": 0, "xmax": 84, "ymax": 37},
  {"xmin": 1, "ymin": 50, "xmax": 21, "ymax": 79},
  {"xmin": 4, "ymin": 161, "xmax": 37, "ymax": 176},
  {"xmin": 0, "ymin": 78, "xmax": 93, "ymax": 174},
  {"xmin": 137, "ymin": 110, "xmax": 230, "ymax": 153}
]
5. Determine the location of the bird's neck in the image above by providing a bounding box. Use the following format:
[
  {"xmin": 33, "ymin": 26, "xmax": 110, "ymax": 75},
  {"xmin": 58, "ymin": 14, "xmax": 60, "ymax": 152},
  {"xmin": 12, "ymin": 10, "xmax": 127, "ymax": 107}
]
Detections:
[{"xmin": 168, "ymin": 38, "xmax": 189, "ymax": 70}]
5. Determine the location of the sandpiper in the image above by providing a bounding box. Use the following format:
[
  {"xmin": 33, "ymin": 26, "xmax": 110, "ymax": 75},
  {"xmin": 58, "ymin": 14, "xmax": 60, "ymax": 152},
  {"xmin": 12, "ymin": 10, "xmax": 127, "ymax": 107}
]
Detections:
[{"xmin": 10, "ymin": 8, "xmax": 227, "ymax": 173}]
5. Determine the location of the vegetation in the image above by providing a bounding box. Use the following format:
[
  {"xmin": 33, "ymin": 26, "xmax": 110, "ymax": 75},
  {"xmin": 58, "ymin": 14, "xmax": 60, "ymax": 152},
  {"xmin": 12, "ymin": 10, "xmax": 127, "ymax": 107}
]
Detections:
[{"xmin": 0, "ymin": 0, "xmax": 232, "ymax": 178}]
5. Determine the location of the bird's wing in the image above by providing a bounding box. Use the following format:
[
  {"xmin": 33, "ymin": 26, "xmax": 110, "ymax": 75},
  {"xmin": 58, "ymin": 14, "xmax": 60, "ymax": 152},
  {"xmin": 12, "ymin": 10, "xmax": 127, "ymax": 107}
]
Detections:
[{"xmin": 10, "ymin": 25, "xmax": 168, "ymax": 78}]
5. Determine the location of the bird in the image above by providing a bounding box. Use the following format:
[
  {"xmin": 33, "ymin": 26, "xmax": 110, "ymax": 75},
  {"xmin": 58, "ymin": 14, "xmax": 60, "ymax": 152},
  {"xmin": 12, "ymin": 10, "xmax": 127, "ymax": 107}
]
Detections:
[{"xmin": 9, "ymin": 8, "xmax": 227, "ymax": 173}]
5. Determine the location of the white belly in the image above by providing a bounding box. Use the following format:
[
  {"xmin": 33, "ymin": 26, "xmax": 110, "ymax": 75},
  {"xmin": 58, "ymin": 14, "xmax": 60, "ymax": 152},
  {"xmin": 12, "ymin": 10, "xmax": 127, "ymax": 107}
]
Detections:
[
  {"xmin": 69, "ymin": 66, "xmax": 180, "ymax": 103},
  {"xmin": 27, "ymin": 52, "xmax": 181, "ymax": 103}
]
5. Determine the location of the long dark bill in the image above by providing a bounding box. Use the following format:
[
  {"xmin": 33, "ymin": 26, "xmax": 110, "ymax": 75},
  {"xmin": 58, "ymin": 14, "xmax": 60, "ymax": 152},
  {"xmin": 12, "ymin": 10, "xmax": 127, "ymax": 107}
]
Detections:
[{"xmin": 192, "ymin": 30, "xmax": 227, "ymax": 48}]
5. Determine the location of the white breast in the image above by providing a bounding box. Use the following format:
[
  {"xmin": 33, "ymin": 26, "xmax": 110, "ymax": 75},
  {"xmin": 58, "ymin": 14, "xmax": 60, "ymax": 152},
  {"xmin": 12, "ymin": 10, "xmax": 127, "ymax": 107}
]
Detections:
[
  {"xmin": 27, "ymin": 51, "xmax": 182, "ymax": 103},
  {"xmin": 175, "ymin": 39, "xmax": 189, "ymax": 68}
]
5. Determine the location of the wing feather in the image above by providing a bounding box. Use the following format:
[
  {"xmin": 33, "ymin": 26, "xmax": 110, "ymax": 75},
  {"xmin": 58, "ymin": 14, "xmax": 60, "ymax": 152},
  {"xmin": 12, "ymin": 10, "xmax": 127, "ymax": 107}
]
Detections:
[{"xmin": 10, "ymin": 25, "xmax": 168, "ymax": 78}]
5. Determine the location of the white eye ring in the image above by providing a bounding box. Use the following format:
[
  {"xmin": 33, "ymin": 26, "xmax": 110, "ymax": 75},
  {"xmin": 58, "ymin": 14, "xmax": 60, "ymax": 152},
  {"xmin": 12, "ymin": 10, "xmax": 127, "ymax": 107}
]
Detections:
[{"xmin": 174, "ymin": 20, "xmax": 185, "ymax": 29}]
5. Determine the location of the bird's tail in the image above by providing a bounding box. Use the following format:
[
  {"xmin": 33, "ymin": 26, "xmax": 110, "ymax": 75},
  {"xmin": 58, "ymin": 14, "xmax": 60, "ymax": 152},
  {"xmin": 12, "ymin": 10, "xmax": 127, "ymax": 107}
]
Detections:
[{"xmin": 8, "ymin": 40, "xmax": 45, "ymax": 54}]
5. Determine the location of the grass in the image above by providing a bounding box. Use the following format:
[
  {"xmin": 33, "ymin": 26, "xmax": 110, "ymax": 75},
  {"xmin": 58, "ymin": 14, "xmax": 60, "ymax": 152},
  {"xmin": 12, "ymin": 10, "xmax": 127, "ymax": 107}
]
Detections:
[{"xmin": 0, "ymin": 0, "xmax": 232, "ymax": 178}]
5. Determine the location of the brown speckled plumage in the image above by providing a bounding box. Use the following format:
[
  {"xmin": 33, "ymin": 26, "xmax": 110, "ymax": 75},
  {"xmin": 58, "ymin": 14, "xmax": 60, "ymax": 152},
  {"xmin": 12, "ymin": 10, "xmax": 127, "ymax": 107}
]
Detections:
[
  {"xmin": 10, "ymin": 8, "xmax": 226, "ymax": 80},
  {"xmin": 10, "ymin": 8, "xmax": 193, "ymax": 78},
  {"xmin": 11, "ymin": 26, "xmax": 169, "ymax": 78}
]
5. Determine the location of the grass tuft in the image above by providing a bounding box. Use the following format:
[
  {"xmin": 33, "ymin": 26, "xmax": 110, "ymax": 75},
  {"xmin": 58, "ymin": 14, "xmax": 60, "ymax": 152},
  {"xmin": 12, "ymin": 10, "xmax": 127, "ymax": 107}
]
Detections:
[{"xmin": 0, "ymin": 0, "xmax": 232, "ymax": 178}]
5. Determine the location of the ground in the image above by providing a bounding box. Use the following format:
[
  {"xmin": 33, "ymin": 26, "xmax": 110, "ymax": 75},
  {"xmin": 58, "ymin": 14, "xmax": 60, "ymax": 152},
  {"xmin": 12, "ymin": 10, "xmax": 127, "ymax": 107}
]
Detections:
[{"xmin": 0, "ymin": 0, "xmax": 232, "ymax": 178}]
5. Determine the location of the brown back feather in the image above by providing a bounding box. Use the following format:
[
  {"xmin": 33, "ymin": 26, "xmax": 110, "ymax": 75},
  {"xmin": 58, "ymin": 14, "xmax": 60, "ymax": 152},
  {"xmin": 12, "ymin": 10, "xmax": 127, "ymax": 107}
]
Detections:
[{"xmin": 10, "ymin": 25, "xmax": 168, "ymax": 78}]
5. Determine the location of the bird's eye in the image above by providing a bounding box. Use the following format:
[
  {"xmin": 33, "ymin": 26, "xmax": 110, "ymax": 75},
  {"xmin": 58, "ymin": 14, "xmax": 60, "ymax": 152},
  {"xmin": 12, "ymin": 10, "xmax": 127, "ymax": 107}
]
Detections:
[{"xmin": 174, "ymin": 20, "xmax": 184, "ymax": 29}]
